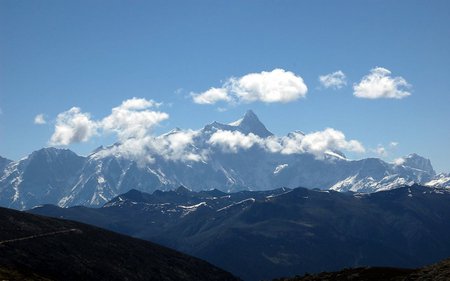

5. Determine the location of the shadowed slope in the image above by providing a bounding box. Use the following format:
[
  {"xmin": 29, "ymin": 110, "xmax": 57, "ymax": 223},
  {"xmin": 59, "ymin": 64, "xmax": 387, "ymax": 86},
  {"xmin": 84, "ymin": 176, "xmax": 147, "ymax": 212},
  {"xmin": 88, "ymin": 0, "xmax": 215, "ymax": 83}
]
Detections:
[{"xmin": 0, "ymin": 207, "xmax": 239, "ymax": 281}]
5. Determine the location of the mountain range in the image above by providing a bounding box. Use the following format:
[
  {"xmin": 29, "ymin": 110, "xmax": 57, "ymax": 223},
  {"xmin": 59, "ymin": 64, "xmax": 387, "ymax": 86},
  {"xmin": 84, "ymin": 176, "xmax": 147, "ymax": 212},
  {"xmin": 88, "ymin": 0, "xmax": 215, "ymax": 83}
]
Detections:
[
  {"xmin": 1, "ymin": 110, "xmax": 448, "ymax": 210},
  {"xmin": 30, "ymin": 184, "xmax": 450, "ymax": 281}
]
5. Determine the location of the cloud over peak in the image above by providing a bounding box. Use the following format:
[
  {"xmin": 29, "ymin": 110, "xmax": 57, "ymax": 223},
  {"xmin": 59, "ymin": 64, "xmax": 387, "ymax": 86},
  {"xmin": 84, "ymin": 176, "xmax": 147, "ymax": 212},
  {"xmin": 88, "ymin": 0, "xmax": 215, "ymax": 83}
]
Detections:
[
  {"xmin": 353, "ymin": 67, "xmax": 411, "ymax": 99},
  {"xmin": 191, "ymin": 69, "xmax": 308, "ymax": 105},
  {"xmin": 208, "ymin": 128, "xmax": 365, "ymax": 158}
]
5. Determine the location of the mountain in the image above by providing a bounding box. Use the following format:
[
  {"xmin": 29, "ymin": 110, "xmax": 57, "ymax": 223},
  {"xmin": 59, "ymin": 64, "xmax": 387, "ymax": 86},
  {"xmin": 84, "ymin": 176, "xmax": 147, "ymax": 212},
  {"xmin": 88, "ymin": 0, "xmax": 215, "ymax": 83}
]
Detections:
[
  {"xmin": 203, "ymin": 109, "xmax": 274, "ymax": 138},
  {"xmin": 425, "ymin": 172, "xmax": 450, "ymax": 188},
  {"xmin": 0, "ymin": 156, "xmax": 11, "ymax": 172},
  {"xmin": 274, "ymin": 257, "xmax": 450, "ymax": 281},
  {"xmin": 0, "ymin": 148, "xmax": 85, "ymax": 209},
  {"xmin": 30, "ymin": 184, "xmax": 450, "ymax": 281},
  {"xmin": 0, "ymin": 111, "xmax": 446, "ymax": 209},
  {"xmin": 0, "ymin": 206, "xmax": 239, "ymax": 281}
]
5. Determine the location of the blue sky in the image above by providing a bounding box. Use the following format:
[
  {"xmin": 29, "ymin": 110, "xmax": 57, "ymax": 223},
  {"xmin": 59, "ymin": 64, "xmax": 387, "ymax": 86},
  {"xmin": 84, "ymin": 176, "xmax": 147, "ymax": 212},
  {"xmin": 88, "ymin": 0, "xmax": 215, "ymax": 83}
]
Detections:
[{"xmin": 0, "ymin": 0, "xmax": 449, "ymax": 172}]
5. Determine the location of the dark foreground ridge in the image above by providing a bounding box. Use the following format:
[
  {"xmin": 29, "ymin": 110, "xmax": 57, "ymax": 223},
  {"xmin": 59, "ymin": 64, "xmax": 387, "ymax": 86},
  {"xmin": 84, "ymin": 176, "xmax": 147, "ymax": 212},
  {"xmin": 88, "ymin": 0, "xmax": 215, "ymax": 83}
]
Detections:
[
  {"xmin": 31, "ymin": 184, "xmax": 450, "ymax": 281},
  {"xmin": 274, "ymin": 257, "xmax": 450, "ymax": 281},
  {"xmin": 0, "ymin": 207, "xmax": 239, "ymax": 281}
]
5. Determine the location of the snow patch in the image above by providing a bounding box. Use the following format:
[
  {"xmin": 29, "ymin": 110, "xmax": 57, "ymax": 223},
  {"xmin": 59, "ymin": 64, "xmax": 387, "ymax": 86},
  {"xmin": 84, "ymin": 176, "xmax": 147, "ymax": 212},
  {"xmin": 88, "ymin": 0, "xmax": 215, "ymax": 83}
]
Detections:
[
  {"xmin": 217, "ymin": 198, "xmax": 255, "ymax": 212},
  {"xmin": 273, "ymin": 164, "xmax": 288, "ymax": 174}
]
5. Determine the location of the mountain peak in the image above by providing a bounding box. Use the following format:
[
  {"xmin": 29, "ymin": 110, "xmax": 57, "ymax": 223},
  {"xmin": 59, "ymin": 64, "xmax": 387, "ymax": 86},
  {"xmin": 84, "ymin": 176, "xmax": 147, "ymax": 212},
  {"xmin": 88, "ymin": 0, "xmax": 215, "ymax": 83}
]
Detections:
[
  {"xmin": 175, "ymin": 185, "xmax": 192, "ymax": 194},
  {"xmin": 203, "ymin": 110, "xmax": 273, "ymax": 138},
  {"xmin": 230, "ymin": 110, "xmax": 273, "ymax": 138},
  {"xmin": 401, "ymin": 153, "xmax": 435, "ymax": 176},
  {"xmin": 29, "ymin": 147, "xmax": 80, "ymax": 161},
  {"xmin": 243, "ymin": 109, "xmax": 257, "ymax": 119}
]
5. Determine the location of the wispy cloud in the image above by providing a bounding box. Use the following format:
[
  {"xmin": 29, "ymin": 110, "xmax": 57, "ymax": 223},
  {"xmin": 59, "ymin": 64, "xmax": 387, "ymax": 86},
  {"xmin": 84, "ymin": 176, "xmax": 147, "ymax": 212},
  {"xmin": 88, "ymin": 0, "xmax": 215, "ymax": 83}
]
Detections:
[
  {"xmin": 389, "ymin": 142, "xmax": 399, "ymax": 148},
  {"xmin": 191, "ymin": 69, "xmax": 308, "ymax": 105},
  {"xmin": 353, "ymin": 67, "xmax": 411, "ymax": 99},
  {"xmin": 34, "ymin": 114, "xmax": 47, "ymax": 125},
  {"xmin": 374, "ymin": 145, "xmax": 388, "ymax": 157},
  {"xmin": 372, "ymin": 141, "xmax": 399, "ymax": 158},
  {"xmin": 192, "ymin": 88, "xmax": 232, "ymax": 105},
  {"xmin": 319, "ymin": 70, "xmax": 347, "ymax": 89}
]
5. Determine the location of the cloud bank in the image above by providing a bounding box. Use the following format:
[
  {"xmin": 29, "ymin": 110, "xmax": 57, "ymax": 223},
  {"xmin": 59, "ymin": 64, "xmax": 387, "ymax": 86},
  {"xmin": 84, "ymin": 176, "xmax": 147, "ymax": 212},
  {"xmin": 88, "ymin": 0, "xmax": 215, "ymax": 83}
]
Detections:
[
  {"xmin": 96, "ymin": 129, "xmax": 205, "ymax": 165},
  {"xmin": 353, "ymin": 67, "xmax": 411, "ymax": 99},
  {"xmin": 191, "ymin": 69, "xmax": 308, "ymax": 105},
  {"xmin": 209, "ymin": 128, "xmax": 365, "ymax": 158},
  {"xmin": 319, "ymin": 70, "xmax": 347, "ymax": 89}
]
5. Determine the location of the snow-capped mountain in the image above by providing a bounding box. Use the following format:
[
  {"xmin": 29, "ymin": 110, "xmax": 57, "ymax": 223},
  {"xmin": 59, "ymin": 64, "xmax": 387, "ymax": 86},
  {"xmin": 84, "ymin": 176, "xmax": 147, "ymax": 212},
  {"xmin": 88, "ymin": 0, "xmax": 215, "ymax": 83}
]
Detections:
[
  {"xmin": 425, "ymin": 173, "xmax": 450, "ymax": 188},
  {"xmin": 0, "ymin": 110, "xmax": 446, "ymax": 209}
]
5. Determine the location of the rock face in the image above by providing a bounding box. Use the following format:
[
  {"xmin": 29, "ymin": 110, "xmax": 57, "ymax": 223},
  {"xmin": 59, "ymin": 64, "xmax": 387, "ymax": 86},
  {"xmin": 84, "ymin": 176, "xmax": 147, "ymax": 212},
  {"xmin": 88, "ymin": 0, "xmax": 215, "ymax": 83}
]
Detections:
[
  {"xmin": 0, "ymin": 111, "xmax": 445, "ymax": 209},
  {"xmin": 30, "ymin": 184, "xmax": 450, "ymax": 281},
  {"xmin": 0, "ymin": 206, "xmax": 239, "ymax": 281}
]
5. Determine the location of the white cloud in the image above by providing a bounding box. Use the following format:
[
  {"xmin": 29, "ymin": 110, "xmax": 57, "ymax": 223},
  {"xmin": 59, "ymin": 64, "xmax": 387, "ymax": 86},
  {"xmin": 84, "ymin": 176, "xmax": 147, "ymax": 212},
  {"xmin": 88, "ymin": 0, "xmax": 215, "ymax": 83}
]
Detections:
[
  {"xmin": 97, "ymin": 130, "xmax": 204, "ymax": 165},
  {"xmin": 34, "ymin": 114, "xmax": 47, "ymax": 125},
  {"xmin": 371, "ymin": 141, "xmax": 399, "ymax": 158},
  {"xmin": 119, "ymin": 97, "xmax": 162, "ymax": 110},
  {"xmin": 393, "ymin": 157, "xmax": 406, "ymax": 165},
  {"xmin": 208, "ymin": 128, "xmax": 365, "ymax": 157},
  {"xmin": 49, "ymin": 97, "xmax": 366, "ymax": 164},
  {"xmin": 302, "ymin": 129, "xmax": 365, "ymax": 156},
  {"xmin": 208, "ymin": 130, "xmax": 263, "ymax": 152},
  {"xmin": 231, "ymin": 69, "xmax": 308, "ymax": 103},
  {"xmin": 50, "ymin": 97, "xmax": 168, "ymax": 145},
  {"xmin": 389, "ymin": 142, "xmax": 398, "ymax": 147},
  {"xmin": 192, "ymin": 69, "xmax": 308, "ymax": 105},
  {"xmin": 50, "ymin": 107, "xmax": 98, "ymax": 145},
  {"xmin": 101, "ymin": 98, "xmax": 168, "ymax": 141},
  {"xmin": 353, "ymin": 67, "xmax": 411, "ymax": 99},
  {"xmin": 191, "ymin": 88, "xmax": 232, "ymax": 105},
  {"xmin": 50, "ymin": 98, "xmax": 204, "ymax": 164},
  {"xmin": 374, "ymin": 145, "xmax": 388, "ymax": 157},
  {"xmin": 319, "ymin": 70, "xmax": 347, "ymax": 89},
  {"xmin": 149, "ymin": 130, "xmax": 205, "ymax": 162}
]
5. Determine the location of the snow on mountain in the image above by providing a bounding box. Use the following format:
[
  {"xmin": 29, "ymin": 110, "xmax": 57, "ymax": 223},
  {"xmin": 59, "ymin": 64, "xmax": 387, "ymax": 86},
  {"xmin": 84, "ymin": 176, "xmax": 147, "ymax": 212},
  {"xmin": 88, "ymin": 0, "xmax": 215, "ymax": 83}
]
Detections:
[
  {"xmin": 0, "ymin": 156, "xmax": 12, "ymax": 172},
  {"xmin": 425, "ymin": 173, "xmax": 450, "ymax": 188},
  {"xmin": 0, "ymin": 111, "xmax": 446, "ymax": 209},
  {"xmin": 0, "ymin": 148, "xmax": 85, "ymax": 209},
  {"xmin": 202, "ymin": 110, "xmax": 273, "ymax": 138}
]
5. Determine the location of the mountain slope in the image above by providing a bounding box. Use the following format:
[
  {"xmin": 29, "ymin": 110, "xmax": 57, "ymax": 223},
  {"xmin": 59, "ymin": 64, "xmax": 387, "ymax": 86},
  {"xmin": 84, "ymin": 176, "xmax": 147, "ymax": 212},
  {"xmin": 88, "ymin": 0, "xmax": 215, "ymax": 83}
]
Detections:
[
  {"xmin": 31, "ymin": 184, "xmax": 450, "ymax": 281},
  {"xmin": 0, "ymin": 206, "xmax": 239, "ymax": 281},
  {"xmin": 274, "ymin": 257, "xmax": 450, "ymax": 281}
]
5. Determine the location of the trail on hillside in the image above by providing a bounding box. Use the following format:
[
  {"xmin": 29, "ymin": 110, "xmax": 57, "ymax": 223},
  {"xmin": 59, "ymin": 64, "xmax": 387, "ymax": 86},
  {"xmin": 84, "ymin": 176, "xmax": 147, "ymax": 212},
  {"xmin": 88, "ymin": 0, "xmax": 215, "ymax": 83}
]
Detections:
[{"xmin": 0, "ymin": 228, "xmax": 82, "ymax": 245}]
